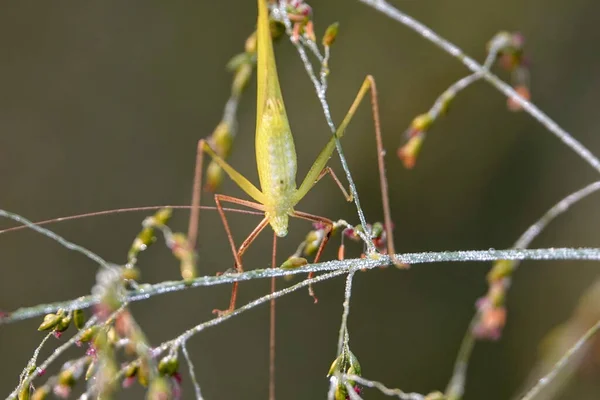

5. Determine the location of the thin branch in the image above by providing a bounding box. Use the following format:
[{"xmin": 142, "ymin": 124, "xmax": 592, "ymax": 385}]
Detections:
[
  {"xmin": 445, "ymin": 181, "xmax": 600, "ymax": 399},
  {"xmin": 0, "ymin": 209, "xmax": 113, "ymax": 270},
  {"xmin": 345, "ymin": 374, "xmax": 425, "ymax": 400},
  {"xmin": 445, "ymin": 317, "xmax": 479, "ymax": 399},
  {"xmin": 7, "ymin": 315, "xmax": 100, "ymax": 400},
  {"xmin": 336, "ymin": 270, "xmax": 356, "ymax": 357},
  {"xmin": 519, "ymin": 319, "xmax": 600, "ymax": 400},
  {"xmin": 3, "ymin": 247, "xmax": 600, "ymax": 325},
  {"xmin": 358, "ymin": 0, "xmax": 600, "ymax": 174},
  {"xmin": 515, "ymin": 181, "xmax": 600, "ymax": 249},
  {"xmin": 182, "ymin": 342, "xmax": 204, "ymax": 400},
  {"xmin": 88, "ymin": 269, "xmax": 350, "ymax": 396},
  {"xmin": 17, "ymin": 332, "xmax": 53, "ymax": 394},
  {"xmin": 328, "ymin": 271, "xmax": 357, "ymax": 400}
]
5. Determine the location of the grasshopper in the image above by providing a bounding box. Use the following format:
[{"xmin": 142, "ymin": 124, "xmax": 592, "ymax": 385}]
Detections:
[{"xmin": 188, "ymin": 0, "xmax": 401, "ymax": 315}]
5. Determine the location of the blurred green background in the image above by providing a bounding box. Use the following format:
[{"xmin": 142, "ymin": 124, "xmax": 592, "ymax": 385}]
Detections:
[{"xmin": 1, "ymin": 0, "xmax": 600, "ymax": 398}]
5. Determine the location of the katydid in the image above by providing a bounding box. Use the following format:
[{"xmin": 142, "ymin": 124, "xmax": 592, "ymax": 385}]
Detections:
[{"xmin": 188, "ymin": 0, "xmax": 400, "ymax": 315}]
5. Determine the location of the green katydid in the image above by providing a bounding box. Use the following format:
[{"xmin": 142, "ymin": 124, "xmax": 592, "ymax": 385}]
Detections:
[{"xmin": 187, "ymin": 0, "xmax": 402, "ymax": 316}]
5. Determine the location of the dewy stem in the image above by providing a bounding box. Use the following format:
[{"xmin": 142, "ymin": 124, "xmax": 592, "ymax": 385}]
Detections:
[
  {"xmin": 3, "ymin": 247, "xmax": 600, "ymax": 325},
  {"xmin": 358, "ymin": 0, "xmax": 600, "ymax": 174}
]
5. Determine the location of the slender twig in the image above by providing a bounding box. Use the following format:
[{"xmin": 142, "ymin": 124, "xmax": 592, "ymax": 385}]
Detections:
[
  {"xmin": 16, "ymin": 332, "xmax": 53, "ymax": 395},
  {"xmin": 519, "ymin": 319, "xmax": 600, "ymax": 400},
  {"xmin": 336, "ymin": 271, "xmax": 356, "ymax": 357},
  {"xmin": 0, "ymin": 209, "xmax": 113, "ymax": 270},
  {"xmin": 328, "ymin": 271, "xmax": 357, "ymax": 400},
  {"xmin": 445, "ymin": 181, "xmax": 600, "ymax": 399},
  {"xmin": 445, "ymin": 317, "xmax": 479, "ymax": 399},
  {"xmin": 182, "ymin": 342, "xmax": 204, "ymax": 400},
  {"xmin": 3, "ymin": 247, "xmax": 600, "ymax": 325},
  {"xmin": 345, "ymin": 374, "xmax": 425, "ymax": 400},
  {"xmin": 90, "ymin": 269, "xmax": 350, "ymax": 395},
  {"xmin": 515, "ymin": 181, "xmax": 600, "ymax": 249},
  {"xmin": 358, "ymin": 0, "xmax": 600, "ymax": 174},
  {"xmin": 7, "ymin": 315, "xmax": 100, "ymax": 400}
]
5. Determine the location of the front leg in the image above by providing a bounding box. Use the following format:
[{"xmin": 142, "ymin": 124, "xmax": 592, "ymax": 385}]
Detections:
[{"xmin": 213, "ymin": 194, "xmax": 269, "ymax": 316}]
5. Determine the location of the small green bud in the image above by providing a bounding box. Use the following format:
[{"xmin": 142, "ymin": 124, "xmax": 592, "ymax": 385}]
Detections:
[
  {"xmin": 206, "ymin": 161, "xmax": 224, "ymax": 192},
  {"xmin": 79, "ymin": 326, "xmax": 98, "ymax": 343},
  {"xmin": 212, "ymin": 122, "xmax": 234, "ymax": 157},
  {"xmin": 38, "ymin": 313, "xmax": 61, "ymax": 331},
  {"xmin": 280, "ymin": 257, "xmax": 308, "ymax": 269},
  {"xmin": 334, "ymin": 386, "xmax": 346, "ymax": 400},
  {"xmin": 93, "ymin": 329, "xmax": 108, "ymax": 350},
  {"xmin": 170, "ymin": 233, "xmax": 197, "ymax": 281},
  {"xmin": 122, "ymin": 267, "xmax": 141, "ymax": 281},
  {"xmin": 327, "ymin": 349, "xmax": 361, "ymax": 377},
  {"xmin": 347, "ymin": 350, "xmax": 362, "ymax": 376},
  {"xmin": 245, "ymin": 32, "xmax": 257, "ymax": 54},
  {"xmin": 158, "ymin": 354, "xmax": 179, "ymax": 376},
  {"xmin": 424, "ymin": 391, "xmax": 446, "ymax": 400},
  {"xmin": 411, "ymin": 113, "xmax": 433, "ymax": 132},
  {"xmin": 226, "ymin": 52, "xmax": 251, "ymax": 72},
  {"xmin": 137, "ymin": 362, "xmax": 150, "ymax": 387},
  {"xmin": 31, "ymin": 386, "xmax": 50, "ymax": 400},
  {"xmin": 398, "ymin": 134, "xmax": 424, "ymax": 170},
  {"xmin": 269, "ymin": 20, "xmax": 286, "ymax": 41},
  {"xmin": 55, "ymin": 315, "xmax": 71, "ymax": 333},
  {"xmin": 487, "ymin": 260, "xmax": 515, "ymax": 283},
  {"xmin": 232, "ymin": 63, "xmax": 253, "ymax": 96},
  {"xmin": 124, "ymin": 363, "xmax": 139, "ymax": 378},
  {"xmin": 85, "ymin": 360, "xmax": 96, "ymax": 381},
  {"xmin": 58, "ymin": 368, "xmax": 75, "ymax": 386},
  {"xmin": 439, "ymin": 90, "xmax": 455, "ymax": 115},
  {"xmin": 107, "ymin": 326, "xmax": 119, "ymax": 344},
  {"xmin": 322, "ymin": 22, "xmax": 340, "ymax": 47},
  {"xmin": 371, "ymin": 222, "xmax": 384, "ymax": 239},
  {"xmin": 137, "ymin": 227, "xmax": 156, "ymax": 247},
  {"xmin": 154, "ymin": 207, "xmax": 172, "ymax": 226},
  {"xmin": 73, "ymin": 309, "xmax": 85, "ymax": 330},
  {"xmin": 18, "ymin": 386, "xmax": 30, "ymax": 400}
]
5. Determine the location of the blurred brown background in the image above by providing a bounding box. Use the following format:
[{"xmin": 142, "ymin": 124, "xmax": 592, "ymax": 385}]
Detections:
[{"xmin": 1, "ymin": 0, "xmax": 600, "ymax": 398}]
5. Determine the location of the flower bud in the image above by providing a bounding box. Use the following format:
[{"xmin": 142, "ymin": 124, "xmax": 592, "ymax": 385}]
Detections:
[
  {"xmin": 205, "ymin": 161, "xmax": 224, "ymax": 192},
  {"xmin": 280, "ymin": 257, "xmax": 308, "ymax": 269},
  {"xmin": 322, "ymin": 22, "xmax": 339, "ymax": 47},
  {"xmin": 85, "ymin": 360, "xmax": 96, "ymax": 381},
  {"xmin": 212, "ymin": 122, "xmax": 234, "ymax": 156},
  {"xmin": 38, "ymin": 313, "xmax": 61, "ymax": 331},
  {"xmin": 58, "ymin": 368, "xmax": 75, "ymax": 386},
  {"xmin": 424, "ymin": 391, "xmax": 446, "ymax": 400},
  {"xmin": 487, "ymin": 260, "xmax": 515, "ymax": 283},
  {"xmin": 158, "ymin": 354, "xmax": 179, "ymax": 376},
  {"xmin": 18, "ymin": 386, "xmax": 30, "ymax": 400},
  {"xmin": 124, "ymin": 363, "xmax": 139, "ymax": 379},
  {"xmin": 73, "ymin": 309, "xmax": 85, "ymax": 330},
  {"xmin": 245, "ymin": 32, "xmax": 257, "ymax": 54},
  {"xmin": 31, "ymin": 386, "xmax": 50, "ymax": 400},
  {"xmin": 397, "ymin": 134, "xmax": 424, "ymax": 169},
  {"xmin": 153, "ymin": 208, "xmax": 173, "ymax": 227},
  {"xmin": 55, "ymin": 315, "xmax": 71, "ymax": 333},
  {"xmin": 233, "ymin": 63, "xmax": 253, "ymax": 96},
  {"xmin": 79, "ymin": 326, "xmax": 98, "ymax": 343},
  {"xmin": 411, "ymin": 113, "xmax": 433, "ymax": 132}
]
